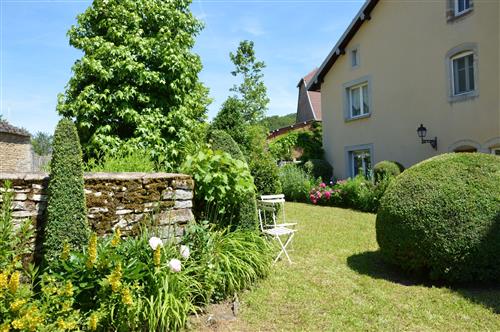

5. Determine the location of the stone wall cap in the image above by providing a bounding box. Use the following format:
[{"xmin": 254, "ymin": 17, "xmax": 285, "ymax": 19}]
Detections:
[
  {"xmin": 2, "ymin": 172, "xmax": 191, "ymax": 181},
  {"xmin": 0, "ymin": 173, "xmax": 48, "ymax": 181}
]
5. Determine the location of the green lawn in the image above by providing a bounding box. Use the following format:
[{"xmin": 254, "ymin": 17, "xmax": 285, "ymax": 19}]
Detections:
[{"xmin": 233, "ymin": 203, "xmax": 500, "ymax": 331}]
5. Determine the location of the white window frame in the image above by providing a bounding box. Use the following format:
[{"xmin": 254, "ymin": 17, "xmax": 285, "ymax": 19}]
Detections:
[
  {"xmin": 350, "ymin": 149, "xmax": 371, "ymax": 178},
  {"xmin": 348, "ymin": 83, "xmax": 369, "ymax": 119},
  {"xmin": 451, "ymin": 51, "xmax": 475, "ymax": 97},
  {"xmin": 454, "ymin": 0, "xmax": 472, "ymax": 16},
  {"xmin": 344, "ymin": 144, "xmax": 374, "ymax": 179}
]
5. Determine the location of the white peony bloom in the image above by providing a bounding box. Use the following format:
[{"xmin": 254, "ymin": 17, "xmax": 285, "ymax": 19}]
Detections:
[
  {"xmin": 180, "ymin": 245, "xmax": 190, "ymax": 259},
  {"xmin": 148, "ymin": 237, "xmax": 163, "ymax": 250},
  {"xmin": 169, "ymin": 259, "xmax": 182, "ymax": 273}
]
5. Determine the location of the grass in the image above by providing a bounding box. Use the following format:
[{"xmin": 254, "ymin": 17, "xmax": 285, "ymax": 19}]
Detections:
[{"xmin": 230, "ymin": 203, "xmax": 500, "ymax": 331}]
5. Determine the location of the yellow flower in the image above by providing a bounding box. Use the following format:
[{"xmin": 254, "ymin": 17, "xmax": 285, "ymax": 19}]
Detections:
[
  {"xmin": 10, "ymin": 298, "xmax": 26, "ymax": 311},
  {"xmin": 57, "ymin": 318, "xmax": 77, "ymax": 330},
  {"xmin": 121, "ymin": 287, "xmax": 133, "ymax": 306},
  {"xmin": 88, "ymin": 312, "xmax": 99, "ymax": 331},
  {"xmin": 8, "ymin": 271, "xmax": 20, "ymax": 294},
  {"xmin": 0, "ymin": 323, "xmax": 10, "ymax": 332},
  {"xmin": 63, "ymin": 281, "xmax": 74, "ymax": 297},
  {"xmin": 86, "ymin": 233, "xmax": 98, "ymax": 269},
  {"xmin": 111, "ymin": 228, "xmax": 121, "ymax": 247},
  {"xmin": 61, "ymin": 241, "xmax": 71, "ymax": 261},
  {"xmin": 108, "ymin": 263, "xmax": 122, "ymax": 292},
  {"xmin": 153, "ymin": 246, "xmax": 161, "ymax": 267},
  {"xmin": 0, "ymin": 272, "xmax": 8, "ymax": 289}
]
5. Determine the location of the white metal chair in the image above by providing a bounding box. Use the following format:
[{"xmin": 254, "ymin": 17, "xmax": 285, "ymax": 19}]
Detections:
[{"xmin": 257, "ymin": 195, "xmax": 297, "ymax": 264}]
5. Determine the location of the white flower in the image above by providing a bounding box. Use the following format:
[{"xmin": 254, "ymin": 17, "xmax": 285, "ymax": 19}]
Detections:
[
  {"xmin": 148, "ymin": 237, "xmax": 163, "ymax": 250},
  {"xmin": 180, "ymin": 245, "xmax": 190, "ymax": 259},
  {"xmin": 168, "ymin": 259, "xmax": 182, "ymax": 273}
]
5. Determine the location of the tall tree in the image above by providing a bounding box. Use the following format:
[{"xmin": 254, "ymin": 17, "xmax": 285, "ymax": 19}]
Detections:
[
  {"xmin": 214, "ymin": 40, "xmax": 269, "ymax": 127},
  {"xmin": 31, "ymin": 132, "xmax": 53, "ymax": 155},
  {"xmin": 57, "ymin": 0, "xmax": 210, "ymax": 170}
]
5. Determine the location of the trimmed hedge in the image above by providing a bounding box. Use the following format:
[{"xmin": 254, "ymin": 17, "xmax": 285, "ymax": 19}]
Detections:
[
  {"xmin": 249, "ymin": 154, "xmax": 282, "ymax": 195},
  {"xmin": 373, "ymin": 160, "xmax": 403, "ymax": 183},
  {"xmin": 43, "ymin": 118, "xmax": 90, "ymax": 262},
  {"xmin": 303, "ymin": 159, "xmax": 332, "ymax": 181},
  {"xmin": 376, "ymin": 153, "xmax": 500, "ymax": 282},
  {"xmin": 207, "ymin": 129, "xmax": 246, "ymax": 162}
]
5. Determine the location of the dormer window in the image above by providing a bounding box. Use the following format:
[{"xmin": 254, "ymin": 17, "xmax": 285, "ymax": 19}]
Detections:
[{"xmin": 455, "ymin": 0, "xmax": 471, "ymax": 15}]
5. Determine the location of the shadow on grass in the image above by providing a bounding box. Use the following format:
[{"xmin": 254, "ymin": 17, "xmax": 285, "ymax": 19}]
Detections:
[{"xmin": 347, "ymin": 250, "xmax": 500, "ymax": 313}]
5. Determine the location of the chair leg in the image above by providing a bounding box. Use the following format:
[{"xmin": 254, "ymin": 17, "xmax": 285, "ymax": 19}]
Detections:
[{"xmin": 273, "ymin": 233, "xmax": 294, "ymax": 264}]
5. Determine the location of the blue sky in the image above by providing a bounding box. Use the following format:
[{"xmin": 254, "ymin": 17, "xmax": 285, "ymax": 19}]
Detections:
[{"xmin": 0, "ymin": 0, "xmax": 363, "ymax": 134}]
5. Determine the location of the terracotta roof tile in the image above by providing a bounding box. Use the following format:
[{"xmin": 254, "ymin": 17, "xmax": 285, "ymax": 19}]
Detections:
[{"xmin": 308, "ymin": 90, "xmax": 322, "ymax": 120}]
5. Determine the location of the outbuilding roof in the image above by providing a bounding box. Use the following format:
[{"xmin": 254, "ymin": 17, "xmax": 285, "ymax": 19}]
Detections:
[
  {"xmin": 0, "ymin": 120, "xmax": 31, "ymax": 137},
  {"xmin": 307, "ymin": 0, "xmax": 379, "ymax": 91}
]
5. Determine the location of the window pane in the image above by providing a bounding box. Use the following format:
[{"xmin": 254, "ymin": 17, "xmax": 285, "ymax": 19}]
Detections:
[
  {"xmin": 453, "ymin": 57, "xmax": 467, "ymax": 94},
  {"xmin": 351, "ymin": 50, "xmax": 358, "ymax": 66},
  {"xmin": 362, "ymin": 85, "xmax": 369, "ymax": 115},
  {"xmin": 352, "ymin": 150, "xmax": 371, "ymax": 178},
  {"xmin": 458, "ymin": 0, "xmax": 465, "ymax": 12},
  {"xmin": 351, "ymin": 87, "xmax": 361, "ymax": 117},
  {"xmin": 466, "ymin": 54, "xmax": 474, "ymax": 91}
]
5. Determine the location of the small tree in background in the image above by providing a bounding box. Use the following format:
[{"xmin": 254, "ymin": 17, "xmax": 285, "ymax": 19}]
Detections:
[
  {"xmin": 57, "ymin": 0, "xmax": 210, "ymax": 170},
  {"xmin": 43, "ymin": 118, "xmax": 89, "ymax": 262},
  {"xmin": 31, "ymin": 132, "xmax": 53, "ymax": 156}
]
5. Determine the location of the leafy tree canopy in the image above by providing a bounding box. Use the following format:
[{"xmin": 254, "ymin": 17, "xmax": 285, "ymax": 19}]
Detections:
[
  {"xmin": 57, "ymin": 0, "xmax": 210, "ymax": 171},
  {"xmin": 260, "ymin": 113, "xmax": 296, "ymax": 132},
  {"xmin": 31, "ymin": 132, "xmax": 53, "ymax": 156}
]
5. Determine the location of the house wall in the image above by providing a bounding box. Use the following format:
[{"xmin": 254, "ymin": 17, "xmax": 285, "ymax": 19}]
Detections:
[
  {"xmin": 321, "ymin": 0, "xmax": 500, "ymax": 178},
  {"xmin": 0, "ymin": 133, "xmax": 33, "ymax": 173}
]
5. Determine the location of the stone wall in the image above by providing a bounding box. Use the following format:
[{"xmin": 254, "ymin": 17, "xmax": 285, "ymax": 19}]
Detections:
[
  {"xmin": 0, "ymin": 173, "xmax": 195, "ymax": 253},
  {"xmin": 0, "ymin": 133, "xmax": 33, "ymax": 172}
]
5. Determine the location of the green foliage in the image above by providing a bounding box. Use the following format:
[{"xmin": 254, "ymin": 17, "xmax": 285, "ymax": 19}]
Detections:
[
  {"xmin": 249, "ymin": 154, "xmax": 282, "ymax": 195},
  {"xmin": 279, "ymin": 164, "xmax": 313, "ymax": 202},
  {"xmin": 227, "ymin": 40, "xmax": 269, "ymax": 124},
  {"xmin": 260, "ymin": 113, "xmax": 296, "ymax": 131},
  {"xmin": 205, "ymin": 130, "xmax": 258, "ymax": 230},
  {"xmin": 207, "ymin": 129, "xmax": 246, "ymax": 162},
  {"xmin": 183, "ymin": 222, "xmax": 272, "ymax": 301},
  {"xmin": 86, "ymin": 148, "xmax": 156, "ymax": 172},
  {"xmin": 0, "ymin": 181, "xmax": 35, "ymax": 270},
  {"xmin": 44, "ymin": 118, "xmax": 90, "ymax": 263},
  {"xmin": 303, "ymin": 159, "xmax": 332, "ymax": 181},
  {"xmin": 269, "ymin": 123, "xmax": 323, "ymax": 161},
  {"xmin": 376, "ymin": 153, "xmax": 500, "ymax": 282},
  {"xmin": 181, "ymin": 148, "xmax": 256, "ymax": 228},
  {"xmin": 31, "ymin": 132, "xmax": 53, "ymax": 156},
  {"xmin": 211, "ymin": 97, "xmax": 248, "ymax": 147},
  {"xmin": 57, "ymin": 0, "xmax": 210, "ymax": 170},
  {"xmin": 373, "ymin": 160, "xmax": 403, "ymax": 184}
]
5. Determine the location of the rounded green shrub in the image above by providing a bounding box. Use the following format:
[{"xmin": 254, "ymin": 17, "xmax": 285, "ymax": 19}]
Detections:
[
  {"xmin": 373, "ymin": 160, "xmax": 403, "ymax": 183},
  {"xmin": 207, "ymin": 129, "xmax": 246, "ymax": 162},
  {"xmin": 249, "ymin": 154, "xmax": 282, "ymax": 195},
  {"xmin": 376, "ymin": 153, "xmax": 500, "ymax": 282},
  {"xmin": 44, "ymin": 118, "xmax": 90, "ymax": 262},
  {"xmin": 303, "ymin": 159, "xmax": 332, "ymax": 181}
]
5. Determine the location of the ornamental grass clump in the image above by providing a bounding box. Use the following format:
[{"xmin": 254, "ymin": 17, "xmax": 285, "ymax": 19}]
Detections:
[{"xmin": 43, "ymin": 118, "xmax": 90, "ymax": 262}]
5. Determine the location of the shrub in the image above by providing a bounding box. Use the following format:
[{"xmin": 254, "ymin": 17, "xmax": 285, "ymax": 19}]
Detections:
[
  {"xmin": 376, "ymin": 153, "xmax": 500, "ymax": 282},
  {"xmin": 249, "ymin": 154, "xmax": 282, "ymax": 195},
  {"xmin": 86, "ymin": 148, "xmax": 156, "ymax": 172},
  {"xmin": 373, "ymin": 160, "xmax": 403, "ymax": 183},
  {"xmin": 181, "ymin": 148, "xmax": 257, "ymax": 229},
  {"xmin": 43, "ymin": 118, "xmax": 90, "ymax": 262},
  {"xmin": 303, "ymin": 159, "xmax": 332, "ymax": 181},
  {"xmin": 279, "ymin": 164, "xmax": 313, "ymax": 202},
  {"xmin": 207, "ymin": 129, "xmax": 246, "ymax": 162}
]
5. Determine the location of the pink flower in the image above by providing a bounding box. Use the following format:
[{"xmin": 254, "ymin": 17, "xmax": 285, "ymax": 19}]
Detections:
[
  {"xmin": 309, "ymin": 194, "xmax": 315, "ymax": 201},
  {"xmin": 324, "ymin": 191, "xmax": 331, "ymax": 199},
  {"xmin": 180, "ymin": 245, "xmax": 190, "ymax": 259},
  {"xmin": 148, "ymin": 237, "xmax": 163, "ymax": 250},
  {"xmin": 320, "ymin": 183, "xmax": 326, "ymax": 188},
  {"xmin": 317, "ymin": 192, "xmax": 322, "ymax": 198},
  {"xmin": 311, "ymin": 199, "xmax": 317, "ymax": 204},
  {"xmin": 168, "ymin": 259, "xmax": 182, "ymax": 273}
]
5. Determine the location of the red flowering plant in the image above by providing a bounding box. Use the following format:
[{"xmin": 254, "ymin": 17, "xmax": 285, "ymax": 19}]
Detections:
[{"xmin": 308, "ymin": 182, "xmax": 341, "ymax": 205}]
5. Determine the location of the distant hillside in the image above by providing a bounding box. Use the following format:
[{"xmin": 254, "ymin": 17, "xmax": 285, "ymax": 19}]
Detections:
[{"xmin": 261, "ymin": 113, "xmax": 296, "ymax": 131}]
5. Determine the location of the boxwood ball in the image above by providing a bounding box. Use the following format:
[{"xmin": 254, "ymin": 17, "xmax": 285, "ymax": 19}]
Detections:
[{"xmin": 376, "ymin": 153, "xmax": 500, "ymax": 282}]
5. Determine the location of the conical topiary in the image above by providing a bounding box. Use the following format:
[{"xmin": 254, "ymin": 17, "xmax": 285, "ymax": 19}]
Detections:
[{"xmin": 43, "ymin": 118, "xmax": 90, "ymax": 262}]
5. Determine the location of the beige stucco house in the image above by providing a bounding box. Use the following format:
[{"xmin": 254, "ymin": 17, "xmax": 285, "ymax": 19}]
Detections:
[
  {"xmin": 0, "ymin": 120, "xmax": 32, "ymax": 173},
  {"xmin": 308, "ymin": 0, "xmax": 500, "ymax": 179}
]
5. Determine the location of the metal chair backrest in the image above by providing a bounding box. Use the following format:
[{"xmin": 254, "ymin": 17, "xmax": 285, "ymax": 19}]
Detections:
[
  {"xmin": 260, "ymin": 194, "xmax": 286, "ymax": 224},
  {"xmin": 257, "ymin": 203, "xmax": 277, "ymax": 232}
]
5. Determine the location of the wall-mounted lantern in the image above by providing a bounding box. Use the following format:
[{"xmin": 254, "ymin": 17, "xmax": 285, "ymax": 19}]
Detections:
[{"xmin": 417, "ymin": 124, "xmax": 437, "ymax": 150}]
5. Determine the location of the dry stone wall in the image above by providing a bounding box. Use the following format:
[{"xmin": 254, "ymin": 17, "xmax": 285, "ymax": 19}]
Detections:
[
  {"xmin": 0, "ymin": 133, "xmax": 33, "ymax": 172},
  {"xmin": 0, "ymin": 172, "xmax": 195, "ymax": 242}
]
